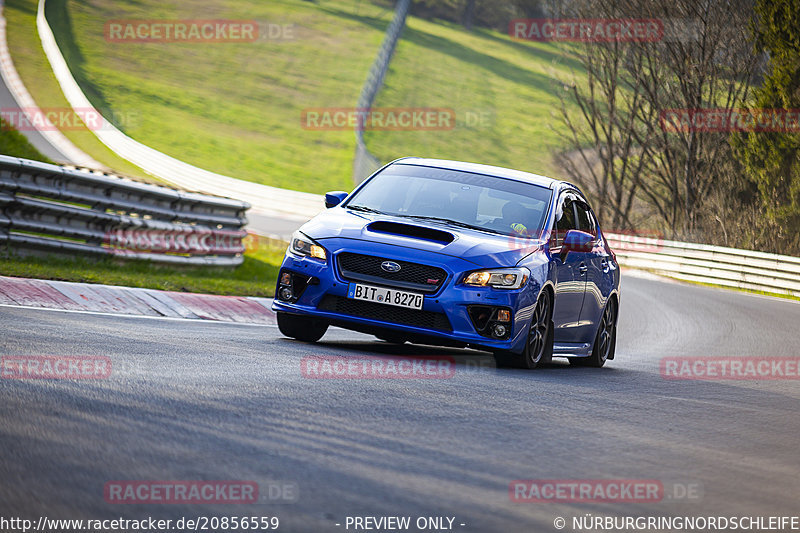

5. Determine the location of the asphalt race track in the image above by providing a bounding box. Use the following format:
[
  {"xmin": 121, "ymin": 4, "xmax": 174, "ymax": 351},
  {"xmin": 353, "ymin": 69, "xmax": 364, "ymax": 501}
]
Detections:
[{"xmin": 1, "ymin": 273, "xmax": 799, "ymax": 532}]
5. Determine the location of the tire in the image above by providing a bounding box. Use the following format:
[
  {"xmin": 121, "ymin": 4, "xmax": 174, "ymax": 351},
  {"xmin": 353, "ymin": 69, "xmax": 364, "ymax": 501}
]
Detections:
[
  {"xmin": 575, "ymin": 299, "xmax": 617, "ymax": 368},
  {"xmin": 277, "ymin": 312, "xmax": 328, "ymax": 343},
  {"xmin": 494, "ymin": 290, "xmax": 553, "ymax": 370}
]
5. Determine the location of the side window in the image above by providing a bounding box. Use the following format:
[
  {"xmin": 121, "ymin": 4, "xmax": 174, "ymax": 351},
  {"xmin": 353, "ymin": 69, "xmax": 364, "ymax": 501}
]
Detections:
[
  {"xmin": 552, "ymin": 196, "xmax": 576, "ymax": 247},
  {"xmin": 575, "ymin": 202, "xmax": 597, "ymax": 237}
]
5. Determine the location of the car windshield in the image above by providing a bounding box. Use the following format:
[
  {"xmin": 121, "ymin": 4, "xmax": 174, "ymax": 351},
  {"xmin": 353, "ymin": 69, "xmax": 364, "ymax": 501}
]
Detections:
[{"xmin": 345, "ymin": 164, "xmax": 552, "ymax": 237}]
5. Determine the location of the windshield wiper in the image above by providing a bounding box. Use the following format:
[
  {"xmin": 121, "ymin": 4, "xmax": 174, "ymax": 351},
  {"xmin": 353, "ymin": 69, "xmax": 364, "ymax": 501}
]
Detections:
[
  {"xmin": 396, "ymin": 215, "xmax": 505, "ymax": 236},
  {"xmin": 346, "ymin": 204, "xmax": 384, "ymax": 214}
]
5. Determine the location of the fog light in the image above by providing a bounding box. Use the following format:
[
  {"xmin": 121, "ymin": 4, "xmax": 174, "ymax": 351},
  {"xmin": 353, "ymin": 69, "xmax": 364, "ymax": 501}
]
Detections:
[
  {"xmin": 496, "ymin": 309, "xmax": 511, "ymax": 322},
  {"xmin": 280, "ymin": 272, "xmax": 292, "ymax": 285},
  {"xmin": 279, "ymin": 287, "xmax": 294, "ymax": 301},
  {"xmin": 493, "ymin": 324, "xmax": 507, "ymax": 338}
]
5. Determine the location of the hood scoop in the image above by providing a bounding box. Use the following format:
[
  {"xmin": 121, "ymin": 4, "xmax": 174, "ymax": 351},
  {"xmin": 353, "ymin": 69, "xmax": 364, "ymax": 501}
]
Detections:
[{"xmin": 366, "ymin": 221, "xmax": 455, "ymax": 244}]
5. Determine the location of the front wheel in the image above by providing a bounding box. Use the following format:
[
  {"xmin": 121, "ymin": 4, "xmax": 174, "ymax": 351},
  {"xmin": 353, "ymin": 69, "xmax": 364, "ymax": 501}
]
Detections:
[
  {"xmin": 277, "ymin": 312, "xmax": 329, "ymax": 343},
  {"xmin": 494, "ymin": 291, "xmax": 553, "ymax": 370}
]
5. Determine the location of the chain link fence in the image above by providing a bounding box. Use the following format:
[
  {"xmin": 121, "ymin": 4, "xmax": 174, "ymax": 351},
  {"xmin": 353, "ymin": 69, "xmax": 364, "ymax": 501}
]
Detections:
[{"xmin": 352, "ymin": 0, "xmax": 411, "ymax": 184}]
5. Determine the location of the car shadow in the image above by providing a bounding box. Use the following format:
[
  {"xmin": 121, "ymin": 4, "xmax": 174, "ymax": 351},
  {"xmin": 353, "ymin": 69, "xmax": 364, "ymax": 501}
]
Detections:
[{"xmin": 297, "ymin": 336, "xmax": 627, "ymax": 376}]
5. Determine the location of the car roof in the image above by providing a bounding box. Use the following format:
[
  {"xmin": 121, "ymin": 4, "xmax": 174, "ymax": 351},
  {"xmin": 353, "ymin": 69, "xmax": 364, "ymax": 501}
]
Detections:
[{"xmin": 391, "ymin": 157, "xmax": 564, "ymax": 190}]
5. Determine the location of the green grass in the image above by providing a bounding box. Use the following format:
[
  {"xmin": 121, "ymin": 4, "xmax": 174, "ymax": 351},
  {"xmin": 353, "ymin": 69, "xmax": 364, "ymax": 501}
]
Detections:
[
  {"xmin": 4, "ymin": 0, "xmax": 155, "ymax": 179},
  {"xmin": 0, "ymin": 244, "xmax": 286, "ymax": 297},
  {"xmin": 368, "ymin": 19, "xmax": 583, "ymax": 177},
  {"xmin": 6, "ymin": 0, "xmax": 582, "ymax": 194},
  {"xmin": 6, "ymin": 0, "xmax": 391, "ymax": 193},
  {"xmin": 0, "ymin": 118, "xmax": 54, "ymax": 162}
]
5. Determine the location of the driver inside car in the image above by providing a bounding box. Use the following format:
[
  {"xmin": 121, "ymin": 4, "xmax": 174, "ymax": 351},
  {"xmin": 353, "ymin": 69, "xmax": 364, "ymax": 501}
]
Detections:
[{"xmin": 501, "ymin": 201, "xmax": 530, "ymax": 235}]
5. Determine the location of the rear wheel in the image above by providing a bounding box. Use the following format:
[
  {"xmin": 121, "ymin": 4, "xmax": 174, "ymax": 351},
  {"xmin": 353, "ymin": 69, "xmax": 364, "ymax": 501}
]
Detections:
[
  {"xmin": 277, "ymin": 312, "xmax": 328, "ymax": 343},
  {"xmin": 494, "ymin": 291, "xmax": 553, "ymax": 370}
]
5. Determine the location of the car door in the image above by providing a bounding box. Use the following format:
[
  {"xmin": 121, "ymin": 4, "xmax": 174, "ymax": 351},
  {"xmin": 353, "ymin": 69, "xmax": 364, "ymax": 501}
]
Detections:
[
  {"xmin": 574, "ymin": 201, "xmax": 608, "ymax": 343},
  {"xmin": 549, "ymin": 194, "xmax": 588, "ymax": 343}
]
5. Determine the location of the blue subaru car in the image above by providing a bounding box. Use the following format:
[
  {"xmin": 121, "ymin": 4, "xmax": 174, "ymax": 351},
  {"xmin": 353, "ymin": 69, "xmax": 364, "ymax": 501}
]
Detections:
[{"xmin": 272, "ymin": 158, "xmax": 620, "ymax": 369}]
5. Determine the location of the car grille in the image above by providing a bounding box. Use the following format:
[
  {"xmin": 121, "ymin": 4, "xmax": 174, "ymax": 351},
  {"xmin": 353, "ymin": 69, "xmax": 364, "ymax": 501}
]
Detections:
[
  {"xmin": 337, "ymin": 252, "xmax": 447, "ymax": 294},
  {"xmin": 318, "ymin": 295, "xmax": 452, "ymax": 331}
]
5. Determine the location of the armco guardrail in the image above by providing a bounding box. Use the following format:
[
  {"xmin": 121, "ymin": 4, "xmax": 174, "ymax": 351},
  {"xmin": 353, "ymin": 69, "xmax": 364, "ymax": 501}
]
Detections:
[
  {"xmin": 0, "ymin": 155, "xmax": 250, "ymax": 266},
  {"xmin": 353, "ymin": 0, "xmax": 411, "ymax": 184},
  {"xmin": 606, "ymin": 232, "xmax": 800, "ymax": 297}
]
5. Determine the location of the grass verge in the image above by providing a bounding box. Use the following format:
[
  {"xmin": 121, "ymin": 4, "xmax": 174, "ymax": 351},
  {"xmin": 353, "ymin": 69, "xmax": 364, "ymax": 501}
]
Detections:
[
  {"xmin": 0, "ymin": 118, "xmax": 53, "ymax": 162},
  {"xmin": 368, "ymin": 19, "xmax": 583, "ymax": 177},
  {"xmin": 4, "ymin": 0, "xmax": 155, "ymax": 179},
  {"xmin": 0, "ymin": 245, "xmax": 286, "ymax": 297},
  {"xmin": 7, "ymin": 0, "xmax": 583, "ymax": 193},
  {"xmin": 7, "ymin": 0, "xmax": 389, "ymax": 192}
]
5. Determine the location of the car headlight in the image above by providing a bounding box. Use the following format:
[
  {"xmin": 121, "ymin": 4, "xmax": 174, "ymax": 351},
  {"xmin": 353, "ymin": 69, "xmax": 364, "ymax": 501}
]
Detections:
[
  {"xmin": 290, "ymin": 231, "xmax": 327, "ymax": 260},
  {"xmin": 463, "ymin": 267, "xmax": 529, "ymax": 289}
]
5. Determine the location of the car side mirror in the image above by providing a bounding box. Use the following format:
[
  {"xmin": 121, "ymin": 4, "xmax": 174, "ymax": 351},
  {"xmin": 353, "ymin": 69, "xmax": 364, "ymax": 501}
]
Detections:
[
  {"xmin": 562, "ymin": 229, "xmax": 594, "ymax": 256},
  {"xmin": 325, "ymin": 191, "xmax": 348, "ymax": 209}
]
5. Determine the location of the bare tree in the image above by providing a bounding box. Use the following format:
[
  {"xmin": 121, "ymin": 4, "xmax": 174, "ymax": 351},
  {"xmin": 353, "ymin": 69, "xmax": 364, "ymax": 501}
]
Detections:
[
  {"xmin": 554, "ymin": 0, "xmax": 759, "ymax": 238},
  {"xmin": 626, "ymin": 0, "xmax": 759, "ymax": 237},
  {"xmin": 554, "ymin": 0, "xmax": 653, "ymax": 231}
]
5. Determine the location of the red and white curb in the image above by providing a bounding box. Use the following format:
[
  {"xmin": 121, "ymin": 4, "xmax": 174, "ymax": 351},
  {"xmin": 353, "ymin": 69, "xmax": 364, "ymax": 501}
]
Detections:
[{"xmin": 0, "ymin": 275, "xmax": 276, "ymax": 325}]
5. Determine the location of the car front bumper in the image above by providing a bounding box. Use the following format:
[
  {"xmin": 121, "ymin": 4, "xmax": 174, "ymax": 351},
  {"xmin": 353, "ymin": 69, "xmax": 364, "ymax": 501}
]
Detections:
[{"xmin": 271, "ymin": 239, "xmax": 541, "ymax": 353}]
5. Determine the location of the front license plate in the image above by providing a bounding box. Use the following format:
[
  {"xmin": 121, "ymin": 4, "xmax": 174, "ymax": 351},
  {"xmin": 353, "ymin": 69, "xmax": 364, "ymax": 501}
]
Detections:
[{"xmin": 347, "ymin": 283, "xmax": 424, "ymax": 310}]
